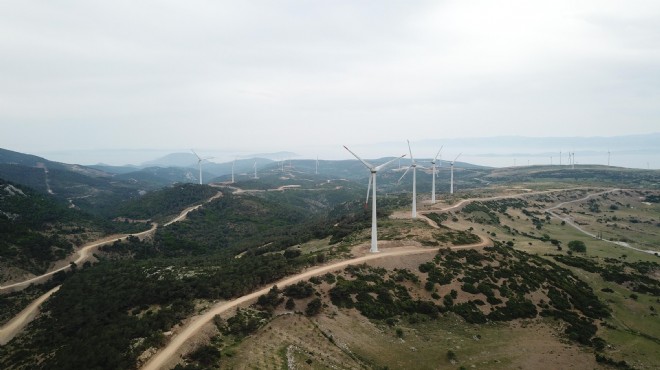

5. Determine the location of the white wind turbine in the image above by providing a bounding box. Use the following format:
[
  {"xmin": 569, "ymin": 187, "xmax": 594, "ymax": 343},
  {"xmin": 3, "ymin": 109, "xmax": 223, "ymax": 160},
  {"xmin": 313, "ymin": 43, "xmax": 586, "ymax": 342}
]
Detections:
[
  {"xmin": 450, "ymin": 153, "xmax": 462, "ymax": 194},
  {"xmin": 253, "ymin": 161, "xmax": 258, "ymax": 179},
  {"xmin": 191, "ymin": 149, "xmax": 213, "ymax": 185},
  {"xmin": 430, "ymin": 145, "xmax": 443, "ymax": 204},
  {"xmin": 571, "ymin": 151, "xmax": 575, "ymax": 169},
  {"xmin": 398, "ymin": 140, "xmax": 424, "ymax": 218},
  {"xmin": 231, "ymin": 158, "xmax": 235, "ymax": 183},
  {"xmin": 344, "ymin": 145, "xmax": 405, "ymax": 253}
]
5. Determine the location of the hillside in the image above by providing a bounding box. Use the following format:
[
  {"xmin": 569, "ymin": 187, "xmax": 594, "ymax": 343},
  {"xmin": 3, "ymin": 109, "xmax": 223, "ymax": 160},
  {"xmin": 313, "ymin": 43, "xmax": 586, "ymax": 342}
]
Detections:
[
  {"xmin": 0, "ymin": 179, "xmax": 145, "ymax": 278},
  {"xmin": 0, "ymin": 150, "xmax": 658, "ymax": 370}
]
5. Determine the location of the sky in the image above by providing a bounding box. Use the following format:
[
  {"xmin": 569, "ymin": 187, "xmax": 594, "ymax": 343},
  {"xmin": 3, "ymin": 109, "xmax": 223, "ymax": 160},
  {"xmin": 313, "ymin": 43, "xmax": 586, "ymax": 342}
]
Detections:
[{"xmin": 1, "ymin": 1, "xmax": 659, "ymax": 166}]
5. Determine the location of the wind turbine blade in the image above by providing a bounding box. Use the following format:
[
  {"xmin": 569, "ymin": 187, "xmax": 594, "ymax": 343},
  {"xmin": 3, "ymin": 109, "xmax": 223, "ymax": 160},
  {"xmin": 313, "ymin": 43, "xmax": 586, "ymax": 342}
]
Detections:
[
  {"xmin": 433, "ymin": 145, "xmax": 443, "ymax": 162},
  {"xmin": 407, "ymin": 139, "xmax": 414, "ymax": 163},
  {"xmin": 398, "ymin": 166, "xmax": 412, "ymax": 183},
  {"xmin": 365, "ymin": 175, "xmax": 373, "ymax": 206},
  {"xmin": 343, "ymin": 145, "xmax": 374, "ymax": 169},
  {"xmin": 374, "ymin": 154, "xmax": 406, "ymax": 172},
  {"xmin": 453, "ymin": 153, "xmax": 462, "ymax": 163},
  {"xmin": 191, "ymin": 149, "xmax": 202, "ymax": 161}
]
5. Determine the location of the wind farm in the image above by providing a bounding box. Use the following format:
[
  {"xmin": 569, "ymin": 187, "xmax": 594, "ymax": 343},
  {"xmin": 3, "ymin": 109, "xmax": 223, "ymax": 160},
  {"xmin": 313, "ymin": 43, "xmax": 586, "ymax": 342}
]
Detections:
[
  {"xmin": 0, "ymin": 142, "xmax": 659, "ymax": 370},
  {"xmin": 1, "ymin": 1, "xmax": 659, "ymax": 369}
]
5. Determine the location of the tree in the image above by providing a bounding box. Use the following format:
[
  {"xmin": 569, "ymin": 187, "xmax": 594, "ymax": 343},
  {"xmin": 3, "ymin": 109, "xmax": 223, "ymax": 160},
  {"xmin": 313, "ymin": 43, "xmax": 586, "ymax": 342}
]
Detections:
[
  {"xmin": 568, "ymin": 240, "xmax": 587, "ymax": 253},
  {"xmin": 305, "ymin": 298, "xmax": 322, "ymax": 316},
  {"xmin": 285, "ymin": 298, "xmax": 295, "ymax": 310}
]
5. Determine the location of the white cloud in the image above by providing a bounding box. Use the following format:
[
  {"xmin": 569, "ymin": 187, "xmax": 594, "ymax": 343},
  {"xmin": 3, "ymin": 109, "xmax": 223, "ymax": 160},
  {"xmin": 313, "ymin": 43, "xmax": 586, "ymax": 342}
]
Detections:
[{"xmin": 1, "ymin": 0, "xmax": 659, "ymax": 156}]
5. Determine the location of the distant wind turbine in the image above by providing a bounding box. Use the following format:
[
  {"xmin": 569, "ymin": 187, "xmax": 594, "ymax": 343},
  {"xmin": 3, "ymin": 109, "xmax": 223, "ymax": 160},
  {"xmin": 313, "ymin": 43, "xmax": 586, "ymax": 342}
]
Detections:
[
  {"xmin": 344, "ymin": 145, "xmax": 405, "ymax": 253},
  {"xmin": 450, "ymin": 153, "xmax": 462, "ymax": 194},
  {"xmin": 431, "ymin": 145, "xmax": 443, "ymax": 204},
  {"xmin": 571, "ymin": 152, "xmax": 575, "ymax": 169},
  {"xmin": 191, "ymin": 149, "xmax": 213, "ymax": 185},
  {"xmin": 231, "ymin": 158, "xmax": 235, "ymax": 183},
  {"xmin": 253, "ymin": 161, "xmax": 258, "ymax": 179},
  {"xmin": 398, "ymin": 140, "xmax": 424, "ymax": 219}
]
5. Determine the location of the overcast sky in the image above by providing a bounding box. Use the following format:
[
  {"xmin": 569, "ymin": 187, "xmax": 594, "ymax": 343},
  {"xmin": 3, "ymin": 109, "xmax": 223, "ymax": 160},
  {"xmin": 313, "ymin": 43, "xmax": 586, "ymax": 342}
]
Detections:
[{"xmin": 1, "ymin": 1, "xmax": 659, "ymax": 164}]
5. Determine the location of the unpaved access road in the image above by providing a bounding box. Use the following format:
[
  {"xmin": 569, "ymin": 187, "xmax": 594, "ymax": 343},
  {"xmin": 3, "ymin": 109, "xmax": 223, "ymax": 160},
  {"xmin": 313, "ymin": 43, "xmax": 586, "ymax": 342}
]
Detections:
[
  {"xmin": 0, "ymin": 224, "xmax": 157, "ymax": 293},
  {"xmin": 0, "ymin": 192, "xmax": 224, "ymax": 345},
  {"xmin": 164, "ymin": 191, "xmax": 222, "ymax": 226},
  {"xmin": 0, "ymin": 286, "xmax": 60, "ymax": 345},
  {"xmin": 0, "ymin": 191, "xmax": 222, "ymax": 292},
  {"xmin": 544, "ymin": 189, "xmax": 657, "ymax": 254},
  {"xmin": 141, "ymin": 244, "xmax": 471, "ymax": 370}
]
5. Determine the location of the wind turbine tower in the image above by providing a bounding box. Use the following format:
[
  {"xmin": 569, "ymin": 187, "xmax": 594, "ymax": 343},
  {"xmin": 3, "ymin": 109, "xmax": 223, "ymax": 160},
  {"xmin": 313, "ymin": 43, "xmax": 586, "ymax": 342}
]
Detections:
[
  {"xmin": 344, "ymin": 145, "xmax": 405, "ymax": 253},
  {"xmin": 398, "ymin": 140, "xmax": 424, "ymax": 219},
  {"xmin": 191, "ymin": 149, "xmax": 213, "ymax": 185},
  {"xmin": 253, "ymin": 161, "xmax": 258, "ymax": 179},
  {"xmin": 450, "ymin": 153, "xmax": 462, "ymax": 194},
  {"xmin": 571, "ymin": 152, "xmax": 575, "ymax": 169},
  {"xmin": 231, "ymin": 159, "xmax": 235, "ymax": 183},
  {"xmin": 431, "ymin": 146, "xmax": 443, "ymax": 204}
]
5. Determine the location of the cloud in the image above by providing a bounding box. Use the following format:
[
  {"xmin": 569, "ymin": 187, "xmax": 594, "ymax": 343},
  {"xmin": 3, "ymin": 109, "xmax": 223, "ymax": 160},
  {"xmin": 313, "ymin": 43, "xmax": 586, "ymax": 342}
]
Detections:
[{"xmin": 0, "ymin": 0, "xmax": 658, "ymax": 155}]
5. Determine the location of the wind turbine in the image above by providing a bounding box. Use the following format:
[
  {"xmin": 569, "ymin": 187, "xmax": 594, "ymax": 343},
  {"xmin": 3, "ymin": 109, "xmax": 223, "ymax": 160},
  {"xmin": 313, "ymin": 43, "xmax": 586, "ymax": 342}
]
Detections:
[
  {"xmin": 231, "ymin": 158, "xmax": 235, "ymax": 183},
  {"xmin": 571, "ymin": 152, "xmax": 575, "ymax": 169},
  {"xmin": 430, "ymin": 146, "xmax": 443, "ymax": 204},
  {"xmin": 450, "ymin": 153, "xmax": 462, "ymax": 194},
  {"xmin": 344, "ymin": 145, "xmax": 405, "ymax": 253},
  {"xmin": 398, "ymin": 140, "xmax": 424, "ymax": 218},
  {"xmin": 191, "ymin": 149, "xmax": 213, "ymax": 185},
  {"xmin": 253, "ymin": 161, "xmax": 258, "ymax": 179}
]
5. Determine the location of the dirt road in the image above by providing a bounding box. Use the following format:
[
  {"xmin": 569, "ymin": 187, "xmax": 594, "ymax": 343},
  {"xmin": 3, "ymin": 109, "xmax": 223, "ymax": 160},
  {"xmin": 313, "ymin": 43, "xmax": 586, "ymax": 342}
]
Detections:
[
  {"xmin": 544, "ymin": 189, "xmax": 657, "ymax": 254},
  {"xmin": 0, "ymin": 192, "xmax": 224, "ymax": 345},
  {"xmin": 0, "ymin": 224, "xmax": 157, "ymax": 293},
  {"xmin": 141, "ymin": 245, "xmax": 446, "ymax": 370},
  {"xmin": 0, "ymin": 286, "xmax": 60, "ymax": 345},
  {"xmin": 164, "ymin": 191, "xmax": 222, "ymax": 226}
]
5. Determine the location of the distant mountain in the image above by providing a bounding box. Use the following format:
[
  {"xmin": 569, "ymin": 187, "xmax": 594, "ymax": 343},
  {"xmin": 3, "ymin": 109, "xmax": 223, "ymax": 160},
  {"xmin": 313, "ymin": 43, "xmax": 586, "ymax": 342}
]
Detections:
[
  {"xmin": 238, "ymin": 151, "xmax": 298, "ymax": 160},
  {"xmin": 0, "ymin": 148, "xmax": 68, "ymax": 171},
  {"xmin": 88, "ymin": 164, "xmax": 140, "ymax": 175},
  {"xmin": 114, "ymin": 166, "xmax": 204, "ymax": 187},
  {"xmin": 141, "ymin": 152, "xmax": 198, "ymax": 168},
  {"xmin": 0, "ymin": 148, "xmax": 172, "ymax": 217},
  {"xmin": 141, "ymin": 153, "xmax": 279, "ymax": 177}
]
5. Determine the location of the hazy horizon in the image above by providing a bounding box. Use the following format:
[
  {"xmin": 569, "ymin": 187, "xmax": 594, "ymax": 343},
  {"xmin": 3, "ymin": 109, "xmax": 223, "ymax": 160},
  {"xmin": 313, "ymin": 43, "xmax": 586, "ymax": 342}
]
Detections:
[{"xmin": 18, "ymin": 132, "xmax": 660, "ymax": 170}]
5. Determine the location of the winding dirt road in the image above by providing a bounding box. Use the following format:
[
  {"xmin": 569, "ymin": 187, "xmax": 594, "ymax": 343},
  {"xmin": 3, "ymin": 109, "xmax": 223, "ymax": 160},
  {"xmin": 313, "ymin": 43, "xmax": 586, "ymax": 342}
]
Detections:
[
  {"xmin": 0, "ymin": 192, "xmax": 224, "ymax": 346},
  {"xmin": 0, "ymin": 286, "xmax": 60, "ymax": 345},
  {"xmin": 141, "ymin": 196, "xmax": 497, "ymax": 370},
  {"xmin": 164, "ymin": 191, "xmax": 222, "ymax": 226},
  {"xmin": 141, "ymin": 246, "xmax": 444, "ymax": 370},
  {"xmin": 543, "ymin": 189, "xmax": 657, "ymax": 254},
  {"xmin": 0, "ymin": 224, "xmax": 158, "ymax": 293}
]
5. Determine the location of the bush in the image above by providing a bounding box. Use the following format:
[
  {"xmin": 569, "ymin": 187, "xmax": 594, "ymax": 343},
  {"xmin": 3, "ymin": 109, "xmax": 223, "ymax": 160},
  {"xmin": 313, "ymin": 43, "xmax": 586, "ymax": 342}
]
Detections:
[
  {"xmin": 568, "ymin": 240, "xmax": 587, "ymax": 253},
  {"xmin": 305, "ymin": 298, "xmax": 322, "ymax": 316}
]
